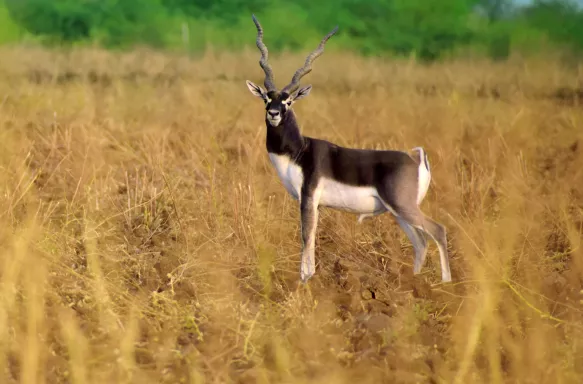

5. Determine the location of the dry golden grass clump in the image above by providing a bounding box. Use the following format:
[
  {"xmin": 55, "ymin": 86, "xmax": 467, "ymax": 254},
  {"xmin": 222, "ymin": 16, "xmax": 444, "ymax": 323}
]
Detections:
[{"xmin": 0, "ymin": 46, "xmax": 582, "ymax": 383}]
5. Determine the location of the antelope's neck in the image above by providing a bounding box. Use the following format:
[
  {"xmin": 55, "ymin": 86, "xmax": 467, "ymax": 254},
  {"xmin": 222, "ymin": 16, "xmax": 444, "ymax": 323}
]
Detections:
[{"xmin": 265, "ymin": 110, "xmax": 305, "ymax": 159}]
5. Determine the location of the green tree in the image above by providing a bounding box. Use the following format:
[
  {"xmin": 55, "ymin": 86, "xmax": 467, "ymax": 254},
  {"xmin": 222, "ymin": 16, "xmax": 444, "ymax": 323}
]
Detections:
[
  {"xmin": 476, "ymin": 0, "xmax": 516, "ymax": 21},
  {"xmin": 162, "ymin": 0, "xmax": 269, "ymax": 22},
  {"xmin": 521, "ymin": 0, "xmax": 583, "ymax": 51},
  {"xmin": 302, "ymin": 0, "xmax": 478, "ymax": 60},
  {"xmin": 5, "ymin": 0, "xmax": 170, "ymax": 47},
  {"xmin": 5, "ymin": 0, "xmax": 97, "ymax": 42},
  {"xmin": 91, "ymin": 0, "xmax": 170, "ymax": 48},
  {"xmin": 3, "ymin": 0, "xmax": 583, "ymax": 60}
]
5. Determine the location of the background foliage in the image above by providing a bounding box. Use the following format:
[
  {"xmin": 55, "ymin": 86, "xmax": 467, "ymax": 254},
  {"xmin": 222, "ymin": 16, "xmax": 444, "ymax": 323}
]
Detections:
[{"xmin": 1, "ymin": 0, "xmax": 583, "ymax": 60}]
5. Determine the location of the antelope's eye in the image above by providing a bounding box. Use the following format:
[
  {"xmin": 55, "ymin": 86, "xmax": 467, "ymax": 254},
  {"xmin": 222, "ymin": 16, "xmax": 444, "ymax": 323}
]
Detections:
[{"xmin": 287, "ymin": 101, "xmax": 292, "ymax": 106}]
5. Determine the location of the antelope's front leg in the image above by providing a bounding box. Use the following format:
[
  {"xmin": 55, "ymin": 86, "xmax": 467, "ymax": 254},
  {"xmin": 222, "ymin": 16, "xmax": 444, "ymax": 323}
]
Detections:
[{"xmin": 299, "ymin": 183, "xmax": 321, "ymax": 283}]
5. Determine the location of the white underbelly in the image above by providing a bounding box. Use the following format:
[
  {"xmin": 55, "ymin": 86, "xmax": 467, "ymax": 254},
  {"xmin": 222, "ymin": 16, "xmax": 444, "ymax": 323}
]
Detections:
[
  {"xmin": 319, "ymin": 178, "xmax": 385, "ymax": 214},
  {"xmin": 268, "ymin": 153, "xmax": 386, "ymax": 214}
]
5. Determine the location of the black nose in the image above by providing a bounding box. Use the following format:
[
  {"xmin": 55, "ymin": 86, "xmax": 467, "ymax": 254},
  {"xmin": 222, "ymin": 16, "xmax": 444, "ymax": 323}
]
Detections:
[{"xmin": 268, "ymin": 111, "xmax": 280, "ymax": 117}]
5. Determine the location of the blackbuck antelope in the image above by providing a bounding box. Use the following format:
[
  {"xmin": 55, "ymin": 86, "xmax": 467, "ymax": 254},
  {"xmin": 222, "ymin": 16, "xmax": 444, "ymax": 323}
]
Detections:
[{"xmin": 245, "ymin": 15, "xmax": 452, "ymax": 283}]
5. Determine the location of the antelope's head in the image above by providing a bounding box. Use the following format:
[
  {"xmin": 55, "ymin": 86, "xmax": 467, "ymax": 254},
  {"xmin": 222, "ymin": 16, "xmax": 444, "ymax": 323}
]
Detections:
[{"xmin": 245, "ymin": 15, "xmax": 338, "ymax": 127}]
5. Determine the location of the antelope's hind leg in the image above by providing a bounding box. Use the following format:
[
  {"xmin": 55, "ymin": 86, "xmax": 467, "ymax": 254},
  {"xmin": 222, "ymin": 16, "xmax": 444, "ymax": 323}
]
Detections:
[
  {"xmin": 415, "ymin": 215, "xmax": 451, "ymax": 282},
  {"xmin": 390, "ymin": 206, "xmax": 451, "ymax": 282},
  {"xmin": 395, "ymin": 217, "xmax": 428, "ymax": 275},
  {"xmin": 403, "ymin": 212, "xmax": 451, "ymax": 283},
  {"xmin": 376, "ymin": 188, "xmax": 452, "ymax": 283}
]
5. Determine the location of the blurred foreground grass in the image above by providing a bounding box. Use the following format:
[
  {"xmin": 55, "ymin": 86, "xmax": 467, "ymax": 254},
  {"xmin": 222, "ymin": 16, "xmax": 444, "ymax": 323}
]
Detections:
[{"xmin": 0, "ymin": 46, "xmax": 583, "ymax": 383}]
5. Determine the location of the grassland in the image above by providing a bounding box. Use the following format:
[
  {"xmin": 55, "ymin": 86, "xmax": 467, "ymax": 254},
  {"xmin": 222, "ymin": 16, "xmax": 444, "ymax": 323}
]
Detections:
[{"xmin": 0, "ymin": 46, "xmax": 582, "ymax": 383}]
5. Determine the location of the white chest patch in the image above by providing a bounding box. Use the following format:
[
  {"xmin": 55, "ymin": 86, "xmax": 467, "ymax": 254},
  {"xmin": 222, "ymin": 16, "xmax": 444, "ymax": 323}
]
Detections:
[
  {"xmin": 268, "ymin": 153, "xmax": 303, "ymax": 200},
  {"xmin": 319, "ymin": 178, "xmax": 385, "ymax": 214}
]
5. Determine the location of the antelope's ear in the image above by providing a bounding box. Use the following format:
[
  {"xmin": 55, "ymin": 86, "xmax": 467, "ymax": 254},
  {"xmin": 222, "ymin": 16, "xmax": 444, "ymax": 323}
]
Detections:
[
  {"xmin": 290, "ymin": 85, "xmax": 312, "ymax": 102},
  {"xmin": 246, "ymin": 80, "xmax": 267, "ymax": 99}
]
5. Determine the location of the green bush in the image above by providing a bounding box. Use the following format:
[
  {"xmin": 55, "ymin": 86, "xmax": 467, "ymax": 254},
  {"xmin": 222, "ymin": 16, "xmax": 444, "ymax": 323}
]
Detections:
[
  {"xmin": 4, "ymin": 0, "xmax": 170, "ymax": 48},
  {"xmin": 5, "ymin": 0, "xmax": 97, "ymax": 42},
  {"xmin": 1, "ymin": 0, "xmax": 583, "ymax": 60}
]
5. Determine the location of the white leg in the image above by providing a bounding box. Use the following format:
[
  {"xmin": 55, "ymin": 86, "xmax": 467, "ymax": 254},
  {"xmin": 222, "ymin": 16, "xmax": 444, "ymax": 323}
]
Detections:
[
  {"xmin": 377, "ymin": 197, "xmax": 450, "ymax": 282},
  {"xmin": 396, "ymin": 217, "xmax": 428, "ymax": 274},
  {"xmin": 299, "ymin": 185, "xmax": 322, "ymax": 283},
  {"xmin": 357, "ymin": 213, "xmax": 375, "ymax": 224},
  {"xmin": 413, "ymin": 224, "xmax": 451, "ymax": 283},
  {"xmin": 357, "ymin": 206, "xmax": 387, "ymax": 224}
]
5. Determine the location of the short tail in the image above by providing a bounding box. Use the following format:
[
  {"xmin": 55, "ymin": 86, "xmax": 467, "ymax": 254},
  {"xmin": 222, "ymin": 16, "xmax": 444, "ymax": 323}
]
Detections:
[
  {"xmin": 411, "ymin": 147, "xmax": 431, "ymax": 205},
  {"xmin": 411, "ymin": 146, "xmax": 430, "ymax": 173}
]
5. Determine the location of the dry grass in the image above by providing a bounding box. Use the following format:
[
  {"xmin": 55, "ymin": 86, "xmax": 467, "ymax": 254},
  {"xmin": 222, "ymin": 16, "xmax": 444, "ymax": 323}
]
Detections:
[{"xmin": 1, "ymin": 45, "xmax": 583, "ymax": 384}]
